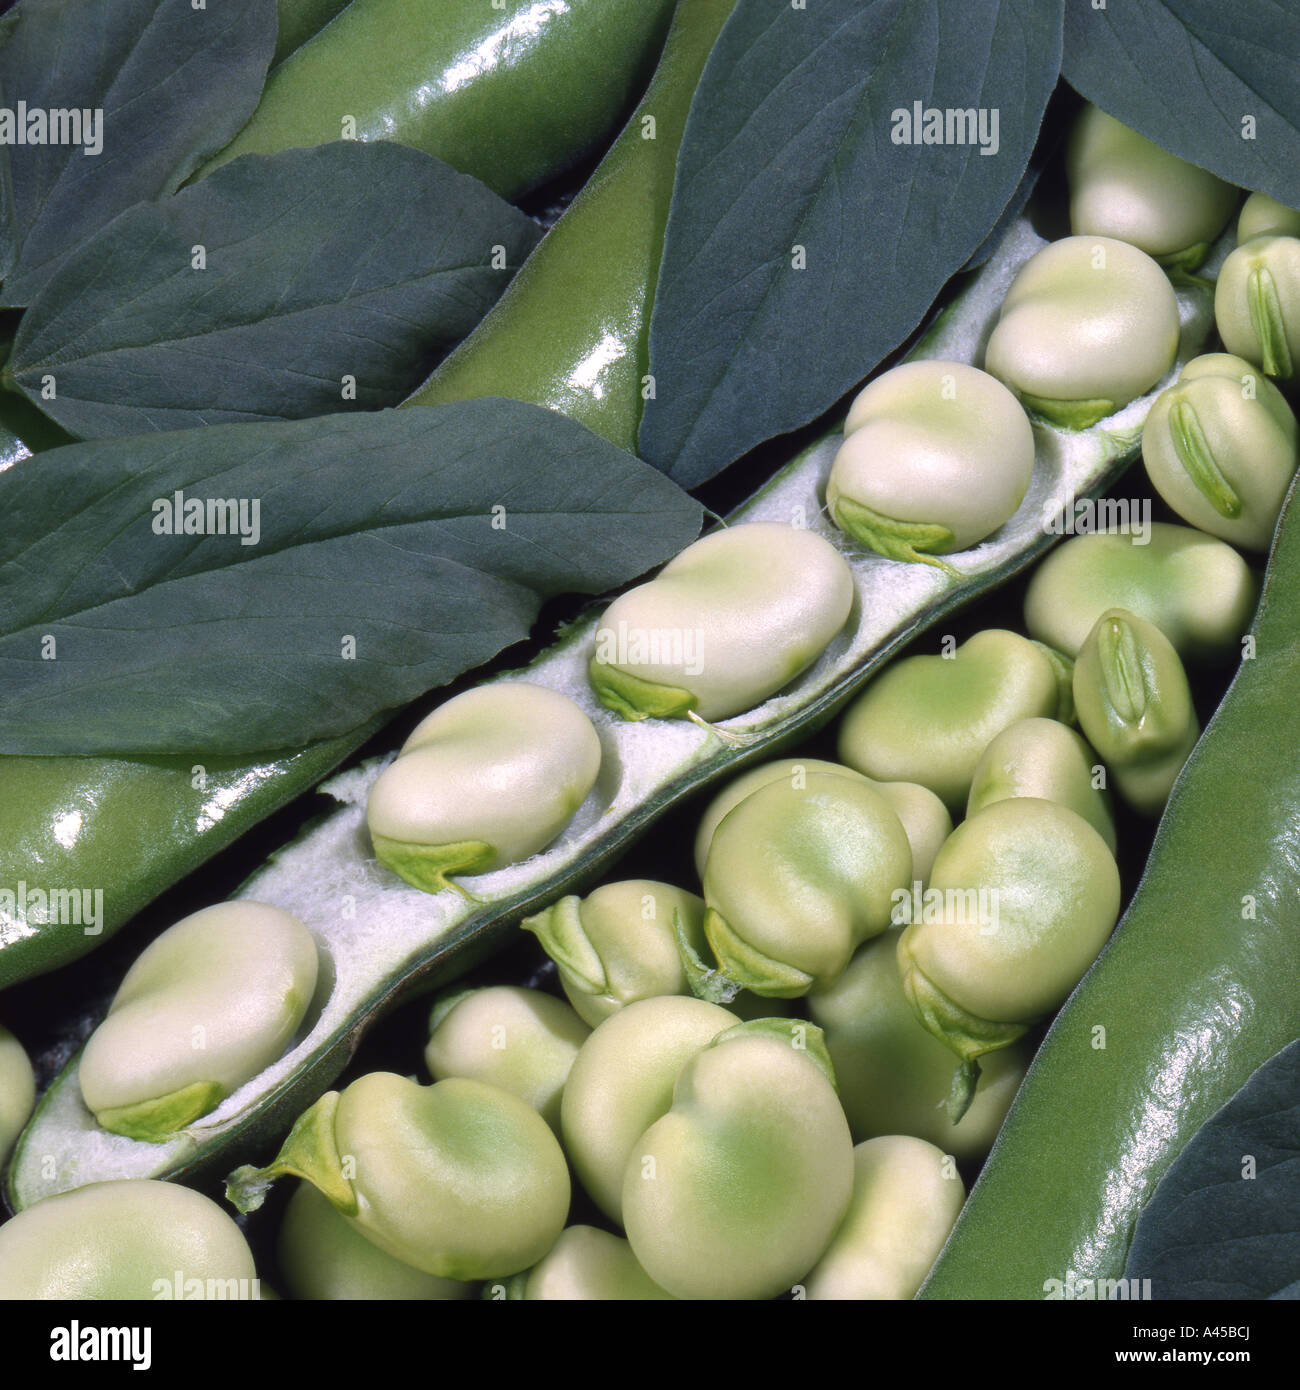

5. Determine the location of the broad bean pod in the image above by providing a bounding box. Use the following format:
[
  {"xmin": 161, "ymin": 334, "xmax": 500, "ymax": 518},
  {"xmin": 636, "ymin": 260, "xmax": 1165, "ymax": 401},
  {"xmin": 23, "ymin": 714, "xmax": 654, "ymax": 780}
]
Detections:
[{"xmin": 210, "ymin": 0, "xmax": 681, "ymax": 199}]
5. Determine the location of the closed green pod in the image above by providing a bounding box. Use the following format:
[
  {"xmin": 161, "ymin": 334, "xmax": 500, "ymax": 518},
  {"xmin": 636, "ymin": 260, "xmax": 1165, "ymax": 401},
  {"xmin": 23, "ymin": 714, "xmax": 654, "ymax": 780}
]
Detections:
[{"xmin": 211, "ymin": 0, "xmax": 681, "ymax": 199}]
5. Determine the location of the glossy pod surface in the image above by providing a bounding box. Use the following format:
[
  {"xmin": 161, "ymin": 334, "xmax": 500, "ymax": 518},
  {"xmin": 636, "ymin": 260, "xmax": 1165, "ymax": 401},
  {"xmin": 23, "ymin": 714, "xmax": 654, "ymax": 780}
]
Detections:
[
  {"xmin": 0, "ymin": 736, "xmax": 359, "ymax": 989},
  {"xmin": 211, "ymin": 0, "xmax": 680, "ymax": 198},
  {"xmin": 404, "ymin": 0, "xmax": 739, "ymax": 451},
  {"xmin": 273, "ymin": 0, "xmax": 350, "ymax": 65},
  {"xmin": 923, "ymin": 482, "xmax": 1300, "ymax": 1298}
]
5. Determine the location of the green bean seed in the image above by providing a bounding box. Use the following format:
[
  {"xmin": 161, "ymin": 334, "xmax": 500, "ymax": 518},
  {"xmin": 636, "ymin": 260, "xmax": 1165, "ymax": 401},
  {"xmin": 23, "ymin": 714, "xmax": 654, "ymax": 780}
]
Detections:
[
  {"xmin": 560, "ymin": 996, "xmax": 739, "ymax": 1223},
  {"xmin": 424, "ymin": 985, "xmax": 589, "ymax": 1130},
  {"xmin": 802, "ymin": 1136, "xmax": 965, "ymax": 1300},
  {"xmin": 692, "ymin": 757, "xmax": 949, "ymax": 888},
  {"xmin": 1073, "ymin": 608, "xmax": 1200, "ymax": 815},
  {"xmin": 503, "ymin": 1225, "xmax": 675, "ymax": 1301},
  {"xmin": 700, "ymin": 772, "xmax": 912, "ymax": 996},
  {"xmin": 523, "ymin": 880, "xmax": 708, "ymax": 1027},
  {"xmin": 366, "ymin": 682, "xmax": 602, "ymax": 893},
  {"xmin": 78, "ymin": 901, "xmax": 318, "ymax": 1143},
  {"xmin": 871, "ymin": 779, "xmax": 956, "ymax": 887},
  {"xmin": 622, "ymin": 1019, "xmax": 854, "ymax": 1301},
  {"xmin": 589, "ymin": 521, "xmax": 854, "ymax": 723},
  {"xmin": 693, "ymin": 758, "xmax": 867, "ymax": 878},
  {"xmin": 1023, "ymin": 523, "xmax": 1258, "ymax": 662},
  {"xmin": 0, "ymin": 1023, "xmax": 35, "ymax": 1164},
  {"xmin": 0, "ymin": 1179, "xmax": 257, "ymax": 1300},
  {"xmin": 1066, "ymin": 104, "xmax": 1237, "ymax": 270},
  {"xmin": 837, "ymin": 629, "xmax": 1061, "ymax": 811},
  {"xmin": 898, "ymin": 797, "xmax": 1120, "ymax": 1116},
  {"xmin": 966, "ymin": 717, "xmax": 1116, "ymax": 852},
  {"xmin": 826, "ymin": 360, "xmax": 1035, "ymax": 567},
  {"xmin": 1216, "ymin": 235, "xmax": 1300, "ymax": 380},
  {"xmin": 809, "ymin": 933, "xmax": 1029, "ymax": 1160},
  {"xmin": 1031, "ymin": 640, "xmax": 1076, "ymax": 723},
  {"xmin": 984, "ymin": 235, "xmax": 1181, "ymax": 428},
  {"xmin": 1238, "ymin": 192, "xmax": 1300, "ymax": 244},
  {"xmin": 228, "ymin": 1072, "xmax": 570, "ymax": 1280},
  {"xmin": 278, "ymin": 1181, "xmax": 472, "ymax": 1301},
  {"xmin": 1142, "ymin": 353, "xmax": 1299, "ymax": 550}
]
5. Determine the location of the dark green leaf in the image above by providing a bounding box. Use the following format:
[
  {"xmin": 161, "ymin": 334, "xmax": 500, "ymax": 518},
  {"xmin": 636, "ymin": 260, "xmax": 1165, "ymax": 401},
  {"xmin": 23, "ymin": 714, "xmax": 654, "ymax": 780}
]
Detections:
[
  {"xmin": 963, "ymin": 138, "xmax": 1049, "ymax": 272},
  {"xmin": 638, "ymin": 0, "xmax": 1062, "ymax": 487},
  {"xmin": 273, "ymin": 0, "xmax": 351, "ymax": 66},
  {"xmin": 3, "ymin": 143, "xmax": 543, "ymax": 438},
  {"xmin": 0, "ymin": 0, "xmax": 275, "ymax": 307},
  {"xmin": 1063, "ymin": 0, "xmax": 1300, "ymax": 210},
  {"xmin": 0, "ymin": 400, "xmax": 702, "ymax": 756},
  {"xmin": 1124, "ymin": 1038, "xmax": 1300, "ymax": 1299}
]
